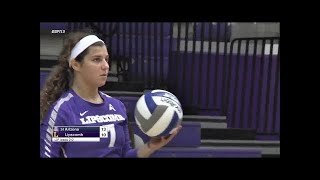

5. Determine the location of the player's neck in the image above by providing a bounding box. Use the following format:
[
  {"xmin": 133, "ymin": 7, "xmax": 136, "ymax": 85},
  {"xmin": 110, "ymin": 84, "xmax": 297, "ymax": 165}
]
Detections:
[{"xmin": 71, "ymin": 83, "xmax": 102, "ymax": 104}]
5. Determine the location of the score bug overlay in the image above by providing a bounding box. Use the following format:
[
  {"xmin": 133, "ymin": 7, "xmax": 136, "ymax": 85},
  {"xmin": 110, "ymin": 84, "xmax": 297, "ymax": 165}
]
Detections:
[{"xmin": 52, "ymin": 126, "xmax": 109, "ymax": 142}]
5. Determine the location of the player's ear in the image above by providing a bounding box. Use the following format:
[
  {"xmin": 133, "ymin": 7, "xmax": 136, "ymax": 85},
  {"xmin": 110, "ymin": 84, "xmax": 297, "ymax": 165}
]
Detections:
[{"xmin": 70, "ymin": 59, "xmax": 81, "ymax": 71}]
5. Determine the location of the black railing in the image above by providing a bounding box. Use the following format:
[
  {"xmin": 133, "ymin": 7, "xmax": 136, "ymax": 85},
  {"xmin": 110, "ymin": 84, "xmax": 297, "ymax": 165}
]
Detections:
[
  {"xmin": 223, "ymin": 37, "xmax": 280, "ymax": 136},
  {"xmin": 169, "ymin": 22, "xmax": 230, "ymax": 114}
]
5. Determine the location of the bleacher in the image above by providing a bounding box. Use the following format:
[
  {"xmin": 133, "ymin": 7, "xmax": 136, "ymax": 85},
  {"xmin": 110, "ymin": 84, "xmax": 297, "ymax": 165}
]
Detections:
[{"xmin": 40, "ymin": 22, "xmax": 280, "ymax": 157}]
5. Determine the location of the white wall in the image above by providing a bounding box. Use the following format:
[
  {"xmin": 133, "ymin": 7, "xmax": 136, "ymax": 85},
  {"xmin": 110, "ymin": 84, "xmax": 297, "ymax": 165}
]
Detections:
[{"xmin": 40, "ymin": 33, "xmax": 64, "ymax": 58}]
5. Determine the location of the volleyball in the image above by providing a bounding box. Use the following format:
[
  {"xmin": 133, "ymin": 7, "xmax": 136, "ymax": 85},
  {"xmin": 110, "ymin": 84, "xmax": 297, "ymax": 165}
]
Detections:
[{"xmin": 134, "ymin": 89, "xmax": 183, "ymax": 137}]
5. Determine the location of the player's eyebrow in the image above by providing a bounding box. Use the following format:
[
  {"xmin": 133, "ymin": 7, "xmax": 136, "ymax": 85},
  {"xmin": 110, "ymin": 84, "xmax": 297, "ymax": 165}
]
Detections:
[{"xmin": 92, "ymin": 55, "xmax": 109, "ymax": 59}]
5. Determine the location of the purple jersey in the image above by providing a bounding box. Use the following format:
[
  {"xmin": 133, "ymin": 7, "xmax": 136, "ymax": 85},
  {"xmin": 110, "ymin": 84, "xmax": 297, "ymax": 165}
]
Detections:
[{"xmin": 40, "ymin": 89, "xmax": 137, "ymax": 158}]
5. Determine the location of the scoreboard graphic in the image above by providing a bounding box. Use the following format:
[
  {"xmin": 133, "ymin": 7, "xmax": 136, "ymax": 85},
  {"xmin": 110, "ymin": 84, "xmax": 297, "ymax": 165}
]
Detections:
[{"xmin": 52, "ymin": 126, "xmax": 109, "ymax": 142}]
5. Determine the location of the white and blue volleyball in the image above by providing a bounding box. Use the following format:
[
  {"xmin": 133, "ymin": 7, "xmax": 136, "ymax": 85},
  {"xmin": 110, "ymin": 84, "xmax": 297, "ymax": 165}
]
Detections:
[{"xmin": 134, "ymin": 89, "xmax": 183, "ymax": 137}]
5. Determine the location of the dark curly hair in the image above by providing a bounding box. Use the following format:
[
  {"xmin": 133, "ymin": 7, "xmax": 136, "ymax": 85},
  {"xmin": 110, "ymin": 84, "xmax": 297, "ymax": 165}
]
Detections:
[{"xmin": 40, "ymin": 30, "xmax": 105, "ymax": 124}]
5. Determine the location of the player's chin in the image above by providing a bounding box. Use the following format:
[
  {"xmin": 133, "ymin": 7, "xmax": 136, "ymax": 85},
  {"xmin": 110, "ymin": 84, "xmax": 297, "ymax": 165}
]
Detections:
[{"xmin": 97, "ymin": 79, "xmax": 107, "ymax": 87}]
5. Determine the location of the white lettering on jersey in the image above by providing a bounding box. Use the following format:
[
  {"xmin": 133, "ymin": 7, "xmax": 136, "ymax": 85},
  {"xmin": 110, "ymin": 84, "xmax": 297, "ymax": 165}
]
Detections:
[
  {"xmin": 109, "ymin": 104, "xmax": 116, "ymax": 111},
  {"xmin": 80, "ymin": 114, "xmax": 125, "ymax": 125}
]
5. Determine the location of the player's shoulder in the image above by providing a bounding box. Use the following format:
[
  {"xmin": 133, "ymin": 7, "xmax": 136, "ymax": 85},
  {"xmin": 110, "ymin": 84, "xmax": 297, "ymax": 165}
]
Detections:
[
  {"xmin": 51, "ymin": 90, "xmax": 75, "ymax": 112},
  {"xmin": 100, "ymin": 91, "xmax": 124, "ymax": 105},
  {"xmin": 100, "ymin": 91, "xmax": 112, "ymax": 98}
]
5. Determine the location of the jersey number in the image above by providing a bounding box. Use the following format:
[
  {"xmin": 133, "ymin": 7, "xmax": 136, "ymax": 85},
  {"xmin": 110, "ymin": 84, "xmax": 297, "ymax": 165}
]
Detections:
[{"xmin": 101, "ymin": 124, "xmax": 116, "ymax": 147}]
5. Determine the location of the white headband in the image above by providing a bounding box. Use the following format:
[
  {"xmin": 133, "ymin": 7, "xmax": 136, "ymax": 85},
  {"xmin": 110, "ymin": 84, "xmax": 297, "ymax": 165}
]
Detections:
[{"xmin": 69, "ymin": 35, "xmax": 104, "ymax": 66}]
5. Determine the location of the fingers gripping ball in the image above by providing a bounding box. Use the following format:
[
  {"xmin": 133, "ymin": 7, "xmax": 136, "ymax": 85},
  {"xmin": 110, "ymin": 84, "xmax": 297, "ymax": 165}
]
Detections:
[{"xmin": 134, "ymin": 89, "xmax": 183, "ymax": 137}]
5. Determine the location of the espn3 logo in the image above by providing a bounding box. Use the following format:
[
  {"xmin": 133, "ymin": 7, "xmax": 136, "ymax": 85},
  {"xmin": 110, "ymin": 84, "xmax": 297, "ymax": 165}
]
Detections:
[{"xmin": 51, "ymin": 30, "xmax": 65, "ymax": 34}]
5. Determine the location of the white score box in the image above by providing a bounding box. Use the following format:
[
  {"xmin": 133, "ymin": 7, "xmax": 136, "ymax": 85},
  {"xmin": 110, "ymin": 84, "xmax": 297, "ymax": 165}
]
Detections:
[
  {"xmin": 100, "ymin": 126, "xmax": 109, "ymax": 138},
  {"xmin": 52, "ymin": 137, "xmax": 100, "ymax": 142}
]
